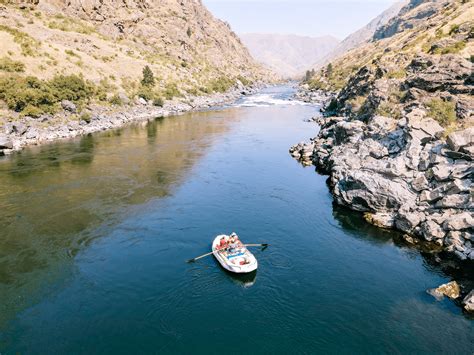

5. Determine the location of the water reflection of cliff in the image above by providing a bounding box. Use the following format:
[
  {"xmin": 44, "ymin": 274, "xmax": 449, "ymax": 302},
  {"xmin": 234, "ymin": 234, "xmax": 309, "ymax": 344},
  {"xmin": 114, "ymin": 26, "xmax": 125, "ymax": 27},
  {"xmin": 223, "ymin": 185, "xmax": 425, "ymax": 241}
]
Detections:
[
  {"xmin": 332, "ymin": 204, "xmax": 474, "ymax": 306},
  {"xmin": 0, "ymin": 109, "xmax": 239, "ymax": 328}
]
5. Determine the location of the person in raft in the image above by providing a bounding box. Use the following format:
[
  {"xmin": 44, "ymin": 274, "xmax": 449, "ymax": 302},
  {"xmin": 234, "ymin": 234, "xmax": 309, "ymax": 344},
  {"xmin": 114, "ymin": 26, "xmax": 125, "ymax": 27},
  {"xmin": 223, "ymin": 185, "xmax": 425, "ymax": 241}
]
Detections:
[
  {"xmin": 218, "ymin": 237, "xmax": 228, "ymax": 250},
  {"xmin": 229, "ymin": 233, "xmax": 243, "ymax": 251}
]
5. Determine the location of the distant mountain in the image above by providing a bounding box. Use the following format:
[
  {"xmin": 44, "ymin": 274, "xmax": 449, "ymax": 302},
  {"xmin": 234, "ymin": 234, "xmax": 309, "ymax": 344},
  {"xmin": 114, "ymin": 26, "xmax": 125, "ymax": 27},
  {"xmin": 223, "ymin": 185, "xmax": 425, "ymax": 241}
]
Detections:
[
  {"xmin": 311, "ymin": 1, "xmax": 408, "ymax": 69},
  {"xmin": 240, "ymin": 34, "xmax": 339, "ymax": 78}
]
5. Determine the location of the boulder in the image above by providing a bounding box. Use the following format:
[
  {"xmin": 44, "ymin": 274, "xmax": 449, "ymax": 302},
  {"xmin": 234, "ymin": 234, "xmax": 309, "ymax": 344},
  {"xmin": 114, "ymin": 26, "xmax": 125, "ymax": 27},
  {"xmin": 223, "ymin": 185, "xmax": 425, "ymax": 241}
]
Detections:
[
  {"xmin": 421, "ymin": 220, "xmax": 446, "ymax": 240},
  {"xmin": 118, "ymin": 92, "xmax": 130, "ymax": 105},
  {"xmin": 408, "ymin": 128, "xmax": 432, "ymax": 144},
  {"xmin": 0, "ymin": 134, "xmax": 13, "ymax": 149},
  {"xmin": 443, "ymin": 212, "xmax": 474, "ymax": 231},
  {"xmin": 435, "ymin": 194, "xmax": 470, "ymax": 209},
  {"xmin": 461, "ymin": 145, "xmax": 474, "ymax": 156},
  {"xmin": 411, "ymin": 117, "xmax": 444, "ymax": 139},
  {"xmin": 463, "ymin": 290, "xmax": 474, "ymax": 312},
  {"xmin": 61, "ymin": 100, "xmax": 77, "ymax": 113},
  {"xmin": 12, "ymin": 122, "xmax": 27, "ymax": 135},
  {"xmin": 411, "ymin": 174, "xmax": 428, "ymax": 191},
  {"xmin": 427, "ymin": 281, "xmax": 460, "ymax": 301},
  {"xmin": 363, "ymin": 212, "xmax": 395, "ymax": 228},
  {"xmin": 443, "ymin": 150, "xmax": 472, "ymax": 161},
  {"xmin": 446, "ymin": 179, "xmax": 470, "ymax": 194},
  {"xmin": 432, "ymin": 164, "xmax": 452, "ymax": 181},
  {"xmin": 25, "ymin": 128, "xmax": 39, "ymax": 140},
  {"xmin": 447, "ymin": 127, "xmax": 474, "ymax": 152},
  {"xmin": 395, "ymin": 207, "xmax": 424, "ymax": 233},
  {"xmin": 444, "ymin": 231, "xmax": 465, "ymax": 247},
  {"xmin": 334, "ymin": 121, "xmax": 365, "ymax": 144},
  {"xmin": 332, "ymin": 169, "xmax": 416, "ymax": 212}
]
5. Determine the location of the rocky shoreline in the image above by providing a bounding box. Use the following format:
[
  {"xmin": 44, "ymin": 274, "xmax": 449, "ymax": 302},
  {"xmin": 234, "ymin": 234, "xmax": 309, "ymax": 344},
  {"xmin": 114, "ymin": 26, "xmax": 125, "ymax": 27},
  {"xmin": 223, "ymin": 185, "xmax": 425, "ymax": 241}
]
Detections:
[
  {"xmin": 290, "ymin": 92, "xmax": 473, "ymax": 313},
  {"xmin": 0, "ymin": 85, "xmax": 260, "ymax": 155}
]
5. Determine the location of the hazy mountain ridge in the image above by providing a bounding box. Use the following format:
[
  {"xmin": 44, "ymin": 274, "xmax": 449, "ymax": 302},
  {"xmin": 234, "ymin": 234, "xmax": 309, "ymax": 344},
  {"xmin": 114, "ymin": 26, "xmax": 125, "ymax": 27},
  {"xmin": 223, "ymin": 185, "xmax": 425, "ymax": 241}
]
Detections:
[
  {"xmin": 240, "ymin": 33, "xmax": 339, "ymax": 78},
  {"xmin": 311, "ymin": 1, "xmax": 408, "ymax": 70}
]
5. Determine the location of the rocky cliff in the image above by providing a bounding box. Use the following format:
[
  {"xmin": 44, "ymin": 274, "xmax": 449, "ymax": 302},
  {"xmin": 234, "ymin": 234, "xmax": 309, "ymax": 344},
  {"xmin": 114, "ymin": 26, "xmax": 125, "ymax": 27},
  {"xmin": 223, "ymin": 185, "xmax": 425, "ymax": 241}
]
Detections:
[{"xmin": 292, "ymin": 0, "xmax": 473, "ymax": 312}]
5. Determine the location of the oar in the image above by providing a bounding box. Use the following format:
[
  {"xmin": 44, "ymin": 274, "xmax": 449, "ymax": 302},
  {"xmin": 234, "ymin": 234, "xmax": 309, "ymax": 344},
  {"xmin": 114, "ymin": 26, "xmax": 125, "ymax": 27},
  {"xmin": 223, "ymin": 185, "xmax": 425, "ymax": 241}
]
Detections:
[{"xmin": 186, "ymin": 243, "xmax": 269, "ymax": 263}]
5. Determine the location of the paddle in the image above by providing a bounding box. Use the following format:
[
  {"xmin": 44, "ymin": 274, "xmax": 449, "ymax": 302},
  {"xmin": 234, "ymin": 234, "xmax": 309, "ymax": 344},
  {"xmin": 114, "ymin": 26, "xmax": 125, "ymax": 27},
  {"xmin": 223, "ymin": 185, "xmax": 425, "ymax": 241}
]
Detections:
[{"xmin": 186, "ymin": 243, "xmax": 269, "ymax": 263}]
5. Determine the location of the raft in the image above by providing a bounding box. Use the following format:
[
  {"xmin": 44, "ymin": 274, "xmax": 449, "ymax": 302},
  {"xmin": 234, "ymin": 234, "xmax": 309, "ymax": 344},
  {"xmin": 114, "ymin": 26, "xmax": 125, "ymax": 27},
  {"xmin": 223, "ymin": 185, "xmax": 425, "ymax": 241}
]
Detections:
[{"xmin": 212, "ymin": 234, "xmax": 258, "ymax": 274}]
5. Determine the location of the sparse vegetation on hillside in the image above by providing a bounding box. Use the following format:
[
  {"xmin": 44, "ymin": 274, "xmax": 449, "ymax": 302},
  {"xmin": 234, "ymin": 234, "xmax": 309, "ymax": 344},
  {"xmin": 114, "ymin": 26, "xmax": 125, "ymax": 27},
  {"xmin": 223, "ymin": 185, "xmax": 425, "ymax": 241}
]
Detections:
[
  {"xmin": 305, "ymin": 0, "xmax": 473, "ymax": 132},
  {"xmin": 427, "ymin": 98, "xmax": 457, "ymax": 127},
  {"xmin": 0, "ymin": 0, "xmax": 271, "ymax": 124},
  {"xmin": 206, "ymin": 77, "xmax": 236, "ymax": 93},
  {"xmin": 48, "ymin": 15, "xmax": 96, "ymax": 35},
  {"xmin": 0, "ymin": 24, "xmax": 40, "ymax": 56},
  {"xmin": 0, "ymin": 57, "xmax": 25, "ymax": 72}
]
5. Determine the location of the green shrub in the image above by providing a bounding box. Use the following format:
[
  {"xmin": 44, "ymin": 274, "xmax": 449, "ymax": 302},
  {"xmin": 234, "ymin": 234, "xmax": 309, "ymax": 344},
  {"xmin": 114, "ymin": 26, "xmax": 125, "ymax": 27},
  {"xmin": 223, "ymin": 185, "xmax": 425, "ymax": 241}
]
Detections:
[
  {"xmin": 0, "ymin": 75, "xmax": 56, "ymax": 115},
  {"xmin": 141, "ymin": 65, "xmax": 155, "ymax": 87},
  {"xmin": 236, "ymin": 75, "xmax": 252, "ymax": 87},
  {"xmin": 0, "ymin": 57, "xmax": 25, "ymax": 72},
  {"xmin": 65, "ymin": 49, "xmax": 80, "ymax": 57},
  {"xmin": 427, "ymin": 98, "xmax": 456, "ymax": 126},
  {"xmin": 109, "ymin": 94, "xmax": 123, "ymax": 106},
  {"xmin": 49, "ymin": 74, "xmax": 93, "ymax": 102},
  {"xmin": 153, "ymin": 97, "xmax": 164, "ymax": 107},
  {"xmin": 137, "ymin": 86, "xmax": 155, "ymax": 101},
  {"xmin": 164, "ymin": 82, "xmax": 181, "ymax": 99},
  {"xmin": 0, "ymin": 74, "xmax": 94, "ymax": 116},
  {"xmin": 375, "ymin": 102, "xmax": 402, "ymax": 120},
  {"xmin": 79, "ymin": 112, "xmax": 92, "ymax": 123},
  {"xmin": 206, "ymin": 77, "xmax": 235, "ymax": 93},
  {"xmin": 449, "ymin": 24, "xmax": 460, "ymax": 35},
  {"xmin": 431, "ymin": 40, "xmax": 466, "ymax": 54},
  {"xmin": 386, "ymin": 69, "xmax": 406, "ymax": 79}
]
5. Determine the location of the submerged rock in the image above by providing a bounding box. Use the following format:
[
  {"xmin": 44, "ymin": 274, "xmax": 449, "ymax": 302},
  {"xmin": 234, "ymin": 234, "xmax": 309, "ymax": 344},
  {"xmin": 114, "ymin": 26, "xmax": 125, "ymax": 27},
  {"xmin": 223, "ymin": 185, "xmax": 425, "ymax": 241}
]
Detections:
[
  {"xmin": 463, "ymin": 290, "xmax": 474, "ymax": 312},
  {"xmin": 427, "ymin": 281, "xmax": 460, "ymax": 301}
]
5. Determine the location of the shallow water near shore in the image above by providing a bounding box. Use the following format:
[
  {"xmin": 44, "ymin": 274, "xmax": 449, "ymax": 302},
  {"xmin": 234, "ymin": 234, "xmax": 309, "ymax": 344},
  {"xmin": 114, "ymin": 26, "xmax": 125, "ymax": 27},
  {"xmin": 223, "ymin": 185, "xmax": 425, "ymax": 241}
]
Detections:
[{"xmin": 0, "ymin": 86, "xmax": 472, "ymax": 353}]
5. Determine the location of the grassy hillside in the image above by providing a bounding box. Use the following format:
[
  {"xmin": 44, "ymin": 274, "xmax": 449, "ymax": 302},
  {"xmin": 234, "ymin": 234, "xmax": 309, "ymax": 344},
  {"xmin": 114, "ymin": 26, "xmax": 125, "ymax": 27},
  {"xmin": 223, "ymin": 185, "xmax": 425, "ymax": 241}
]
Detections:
[
  {"xmin": 305, "ymin": 0, "xmax": 473, "ymax": 131},
  {"xmin": 0, "ymin": 0, "xmax": 271, "ymax": 119}
]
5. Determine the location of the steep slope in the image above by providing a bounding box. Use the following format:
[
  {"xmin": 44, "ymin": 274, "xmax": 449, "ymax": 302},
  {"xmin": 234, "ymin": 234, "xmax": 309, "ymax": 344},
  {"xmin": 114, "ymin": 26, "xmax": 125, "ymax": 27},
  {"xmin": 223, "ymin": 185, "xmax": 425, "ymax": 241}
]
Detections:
[
  {"xmin": 293, "ymin": 0, "xmax": 474, "ymax": 281},
  {"xmin": 0, "ymin": 0, "xmax": 270, "ymax": 118},
  {"xmin": 240, "ymin": 33, "xmax": 339, "ymax": 78},
  {"xmin": 311, "ymin": 1, "xmax": 408, "ymax": 69}
]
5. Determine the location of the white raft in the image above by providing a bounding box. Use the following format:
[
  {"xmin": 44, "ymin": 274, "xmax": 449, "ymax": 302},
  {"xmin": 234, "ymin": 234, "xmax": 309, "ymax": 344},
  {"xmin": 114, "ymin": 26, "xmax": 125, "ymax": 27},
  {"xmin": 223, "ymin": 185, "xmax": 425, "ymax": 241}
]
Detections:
[{"xmin": 212, "ymin": 235, "xmax": 258, "ymax": 274}]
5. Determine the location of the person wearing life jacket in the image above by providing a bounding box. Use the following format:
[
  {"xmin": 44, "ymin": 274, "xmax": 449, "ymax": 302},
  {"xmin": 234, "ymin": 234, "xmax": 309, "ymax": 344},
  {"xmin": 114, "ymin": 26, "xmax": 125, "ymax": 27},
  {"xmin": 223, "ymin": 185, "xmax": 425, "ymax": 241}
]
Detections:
[
  {"xmin": 228, "ymin": 233, "xmax": 242, "ymax": 252},
  {"xmin": 218, "ymin": 237, "xmax": 227, "ymax": 250}
]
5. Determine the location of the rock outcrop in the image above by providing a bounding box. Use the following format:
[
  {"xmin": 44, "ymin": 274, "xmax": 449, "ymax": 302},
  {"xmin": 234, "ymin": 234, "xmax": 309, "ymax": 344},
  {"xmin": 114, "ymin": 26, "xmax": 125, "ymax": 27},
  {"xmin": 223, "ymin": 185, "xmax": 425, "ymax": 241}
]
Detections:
[{"xmin": 291, "ymin": 116, "xmax": 473, "ymax": 260}]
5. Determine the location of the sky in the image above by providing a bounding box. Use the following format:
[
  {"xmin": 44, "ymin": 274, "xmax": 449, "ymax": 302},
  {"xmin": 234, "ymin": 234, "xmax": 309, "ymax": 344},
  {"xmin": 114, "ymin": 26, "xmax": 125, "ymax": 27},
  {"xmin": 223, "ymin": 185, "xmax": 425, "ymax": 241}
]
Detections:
[{"xmin": 203, "ymin": 0, "xmax": 398, "ymax": 39}]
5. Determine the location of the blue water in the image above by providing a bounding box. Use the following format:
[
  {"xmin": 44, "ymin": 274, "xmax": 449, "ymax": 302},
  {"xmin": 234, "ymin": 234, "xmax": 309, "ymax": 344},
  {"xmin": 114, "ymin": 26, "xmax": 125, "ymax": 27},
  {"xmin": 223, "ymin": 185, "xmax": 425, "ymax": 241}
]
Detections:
[{"xmin": 0, "ymin": 86, "xmax": 472, "ymax": 353}]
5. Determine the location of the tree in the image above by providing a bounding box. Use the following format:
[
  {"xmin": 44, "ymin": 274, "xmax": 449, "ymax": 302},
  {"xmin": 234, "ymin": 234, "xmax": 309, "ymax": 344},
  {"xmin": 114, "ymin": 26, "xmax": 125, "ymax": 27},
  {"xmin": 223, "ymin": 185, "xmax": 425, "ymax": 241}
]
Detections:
[
  {"xmin": 326, "ymin": 63, "xmax": 333, "ymax": 76},
  {"xmin": 305, "ymin": 70, "xmax": 312, "ymax": 82},
  {"xmin": 141, "ymin": 65, "xmax": 155, "ymax": 87}
]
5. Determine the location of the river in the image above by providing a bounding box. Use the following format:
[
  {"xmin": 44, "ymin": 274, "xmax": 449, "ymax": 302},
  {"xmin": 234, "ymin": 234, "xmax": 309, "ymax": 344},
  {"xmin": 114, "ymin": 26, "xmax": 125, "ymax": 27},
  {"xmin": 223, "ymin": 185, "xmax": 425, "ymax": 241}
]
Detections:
[{"xmin": 0, "ymin": 86, "xmax": 472, "ymax": 353}]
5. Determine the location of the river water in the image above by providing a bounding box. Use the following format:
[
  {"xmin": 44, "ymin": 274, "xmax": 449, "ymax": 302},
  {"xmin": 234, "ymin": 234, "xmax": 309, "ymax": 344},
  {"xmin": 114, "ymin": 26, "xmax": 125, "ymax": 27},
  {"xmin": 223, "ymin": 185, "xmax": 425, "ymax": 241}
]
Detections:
[{"xmin": 0, "ymin": 86, "xmax": 472, "ymax": 353}]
